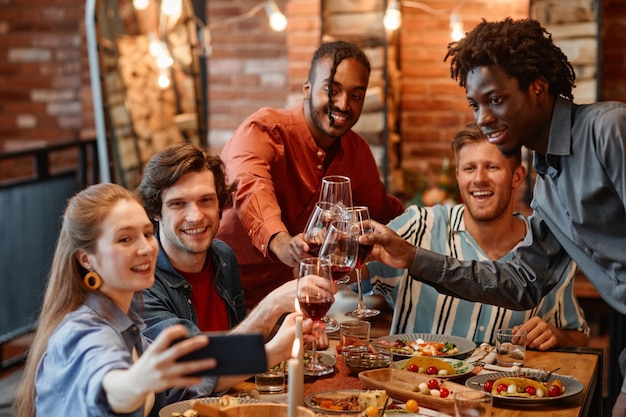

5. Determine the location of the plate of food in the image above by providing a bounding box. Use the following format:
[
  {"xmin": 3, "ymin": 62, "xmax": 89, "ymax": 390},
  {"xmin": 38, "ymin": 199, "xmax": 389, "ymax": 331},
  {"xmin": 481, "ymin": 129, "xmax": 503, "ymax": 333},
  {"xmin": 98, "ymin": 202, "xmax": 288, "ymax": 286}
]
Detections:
[
  {"xmin": 372, "ymin": 334, "xmax": 476, "ymax": 359},
  {"xmin": 304, "ymin": 389, "xmax": 450, "ymax": 416},
  {"xmin": 158, "ymin": 396, "xmax": 260, "ymax": 417},
  {"xmin": 304, "ymin": 389, "xmax": 385, "ymax": 414},
  {"xmin": 358, "ymin": 368, "xmax": 472, "ymax": 415},
  {"xmin": 392, "ymin": 357, "xmax": 474, "ymax": 379},
  {"xmin": 465, "ymin": 371, "xmax": 584, "ymax": 406}
]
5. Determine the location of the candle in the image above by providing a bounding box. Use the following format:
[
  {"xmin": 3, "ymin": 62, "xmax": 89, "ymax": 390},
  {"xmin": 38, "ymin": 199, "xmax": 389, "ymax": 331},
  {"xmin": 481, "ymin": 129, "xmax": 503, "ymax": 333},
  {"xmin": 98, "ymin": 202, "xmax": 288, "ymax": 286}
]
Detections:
[{"xmin": 288, "ymin": 316, "xmax": 304, "ymax": 417}]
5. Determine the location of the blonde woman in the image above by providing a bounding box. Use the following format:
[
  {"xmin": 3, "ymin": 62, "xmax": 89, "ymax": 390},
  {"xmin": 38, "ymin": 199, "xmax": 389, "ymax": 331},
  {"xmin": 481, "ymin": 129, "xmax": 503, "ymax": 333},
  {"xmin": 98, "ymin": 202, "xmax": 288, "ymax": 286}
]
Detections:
[{"xmin": 15, "ymin": 183, "xmax": 215, "ymax": 416}]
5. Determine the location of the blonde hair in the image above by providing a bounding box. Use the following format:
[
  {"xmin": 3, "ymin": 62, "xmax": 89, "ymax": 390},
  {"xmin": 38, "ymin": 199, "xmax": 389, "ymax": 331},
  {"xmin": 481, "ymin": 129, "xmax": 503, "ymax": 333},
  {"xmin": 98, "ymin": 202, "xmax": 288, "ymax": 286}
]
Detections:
[{"xmin": 14, "ymin": 183, "xmax": 140, "ymax": 416}]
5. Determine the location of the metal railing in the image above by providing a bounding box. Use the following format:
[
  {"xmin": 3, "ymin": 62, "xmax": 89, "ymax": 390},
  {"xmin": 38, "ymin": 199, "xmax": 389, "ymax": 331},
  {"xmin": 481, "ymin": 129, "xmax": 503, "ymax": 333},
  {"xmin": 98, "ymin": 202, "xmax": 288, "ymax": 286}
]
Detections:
[{"xmin": 0, "ymin": 139, "xmax": 98, "ymax": 370}]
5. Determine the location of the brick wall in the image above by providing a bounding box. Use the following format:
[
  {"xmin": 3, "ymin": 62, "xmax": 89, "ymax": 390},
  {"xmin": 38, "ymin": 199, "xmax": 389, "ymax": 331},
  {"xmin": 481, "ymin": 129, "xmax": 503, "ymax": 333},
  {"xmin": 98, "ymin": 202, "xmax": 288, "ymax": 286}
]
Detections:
[
  {"xmin": 601, "ymin": 0, "xmax": 626, "ymax": 101},
  {"xmin": 1, "ymin": 0, "xmax": 626, "ymax": 182}
]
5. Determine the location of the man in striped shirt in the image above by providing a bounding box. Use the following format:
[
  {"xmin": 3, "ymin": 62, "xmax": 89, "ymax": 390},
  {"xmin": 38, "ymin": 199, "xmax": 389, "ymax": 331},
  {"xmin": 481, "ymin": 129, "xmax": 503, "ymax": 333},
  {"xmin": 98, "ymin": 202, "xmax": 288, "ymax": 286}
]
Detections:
[{"xmin": 366, "ymin": 123, "xmax": 589, "ymax": 349}]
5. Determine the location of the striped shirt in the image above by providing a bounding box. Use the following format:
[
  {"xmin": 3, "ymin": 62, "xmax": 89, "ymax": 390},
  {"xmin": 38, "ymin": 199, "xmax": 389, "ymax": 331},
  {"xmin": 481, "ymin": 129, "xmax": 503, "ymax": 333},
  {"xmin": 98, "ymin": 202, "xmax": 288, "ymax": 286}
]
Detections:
[{"xmin": 367, "ymin": 204, "xmax": 589, "ymax": 344}]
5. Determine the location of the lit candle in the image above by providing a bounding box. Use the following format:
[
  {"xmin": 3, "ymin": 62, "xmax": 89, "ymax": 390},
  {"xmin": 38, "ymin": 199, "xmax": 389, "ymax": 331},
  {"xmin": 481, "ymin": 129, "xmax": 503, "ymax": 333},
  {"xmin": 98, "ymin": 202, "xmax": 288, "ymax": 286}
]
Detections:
[{"xmin": 288, "ymin": 316, "xmax": 304, "ymax": 417}]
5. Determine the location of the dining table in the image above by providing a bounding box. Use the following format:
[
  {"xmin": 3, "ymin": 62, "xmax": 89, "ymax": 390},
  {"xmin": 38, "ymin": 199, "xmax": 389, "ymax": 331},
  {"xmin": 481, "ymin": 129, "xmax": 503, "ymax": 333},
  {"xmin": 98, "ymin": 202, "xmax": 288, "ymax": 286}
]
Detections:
[{"xmin": 226, "ymin": 292, "xmax": 604, "ymax": 417}]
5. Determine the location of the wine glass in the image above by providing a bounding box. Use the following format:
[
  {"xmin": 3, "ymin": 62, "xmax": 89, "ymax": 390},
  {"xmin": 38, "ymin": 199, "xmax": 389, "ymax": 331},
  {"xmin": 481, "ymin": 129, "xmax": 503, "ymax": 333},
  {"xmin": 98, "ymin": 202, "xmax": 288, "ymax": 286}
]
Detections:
[
  {"xmin": 302, "ymin": 202, "xmax": 342, "ymax": 256},
  {"xmin": 320, "ymin": 220, "xmax": 358, "ymax": 285},
  {"xmin": 344, "ymin": 206, "xmax": 379, "ymax": 318},
  {"xmin": 318, "ymin": 220, "xmax": 358, "ymax": 332},
  {"xmin": 297, "ymin": 257, "xmax": 335, "ymax": 376},
  {"xmin": 319, "ymin": 175, "xmax": 353, "ymax": 209}
]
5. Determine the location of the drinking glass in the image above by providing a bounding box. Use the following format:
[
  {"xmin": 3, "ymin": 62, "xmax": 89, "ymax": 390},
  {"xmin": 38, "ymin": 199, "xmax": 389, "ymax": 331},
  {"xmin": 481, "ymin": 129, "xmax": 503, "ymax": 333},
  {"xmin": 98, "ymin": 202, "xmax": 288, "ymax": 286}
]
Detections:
[
  {"xmin": 319, "ymin": 175, "xmax": 353, "ymax": 209},
  {"xmin": 344, "ymin": 206, "xmax": 379, "ymax": 318},
  {"xmin": 302, "ymin": 202, "xmax": 342, "ymax": 257},
  {"xmin": 297, "ymin": 258, "xmax": 335, "ymax": 376},
  {"xmin": 318, "ymin": 220, "xmax": 358, "ymax": 332}
]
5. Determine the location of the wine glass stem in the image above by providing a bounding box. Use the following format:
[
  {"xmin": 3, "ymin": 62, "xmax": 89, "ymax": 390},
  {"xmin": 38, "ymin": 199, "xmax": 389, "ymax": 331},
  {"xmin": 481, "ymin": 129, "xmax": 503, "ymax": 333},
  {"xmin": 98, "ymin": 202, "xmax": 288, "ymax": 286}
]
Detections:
[
  {"xmin": 311, "ymin": 321, "xmax": 319, "ymax": 366},
  {"xmin": 355, "ymin": 268, "xmax": 366, "ymax": 311}
]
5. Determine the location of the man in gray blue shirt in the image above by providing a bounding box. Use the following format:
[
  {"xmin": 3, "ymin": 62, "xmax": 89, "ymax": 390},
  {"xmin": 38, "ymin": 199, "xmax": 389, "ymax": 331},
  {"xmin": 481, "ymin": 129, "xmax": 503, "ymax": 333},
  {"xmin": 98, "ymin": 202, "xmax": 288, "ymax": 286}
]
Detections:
[{"xmin": 363, "ymin": 18, "xmax": 626, "ymax": 416}]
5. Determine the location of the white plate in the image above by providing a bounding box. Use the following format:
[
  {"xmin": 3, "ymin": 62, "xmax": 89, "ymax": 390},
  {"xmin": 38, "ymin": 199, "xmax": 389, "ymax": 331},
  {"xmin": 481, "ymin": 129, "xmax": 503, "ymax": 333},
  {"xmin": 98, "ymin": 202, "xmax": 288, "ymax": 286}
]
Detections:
[
  {"xmin": 372, "ymin": 333, "xmax": 476, "ymax": 359},
  {"xmin": 465, "ymin": 371, "xmax": 584, "ymax": 405},
  {"xmin": 158, "ymin": 397, "xmax": 260, "ymax": 417},
  {"xmin": 392, "ymin": 358, "xmax": 474, "ymax": 379}
]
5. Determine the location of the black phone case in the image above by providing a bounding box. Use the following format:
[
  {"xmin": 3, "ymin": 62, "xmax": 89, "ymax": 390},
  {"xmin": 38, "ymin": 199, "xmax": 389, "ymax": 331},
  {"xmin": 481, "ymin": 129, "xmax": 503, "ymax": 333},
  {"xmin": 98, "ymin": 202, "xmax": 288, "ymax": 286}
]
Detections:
[{"xmin": 177, "ymin": 332, "xmax": 267, "ymax": 376}]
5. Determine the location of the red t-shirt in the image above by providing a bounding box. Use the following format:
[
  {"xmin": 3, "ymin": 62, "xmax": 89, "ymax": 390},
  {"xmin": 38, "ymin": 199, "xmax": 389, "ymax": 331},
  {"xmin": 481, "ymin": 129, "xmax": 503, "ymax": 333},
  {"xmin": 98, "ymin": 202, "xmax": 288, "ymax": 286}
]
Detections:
[{"xmin": 177, "ymin": 259, "xmax": 229, "ymax": 332}]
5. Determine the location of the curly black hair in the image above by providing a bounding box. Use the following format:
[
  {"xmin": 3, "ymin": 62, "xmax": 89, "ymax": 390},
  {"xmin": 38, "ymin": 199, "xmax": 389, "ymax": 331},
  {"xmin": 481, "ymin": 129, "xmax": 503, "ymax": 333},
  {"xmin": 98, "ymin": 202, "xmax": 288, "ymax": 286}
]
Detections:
[
  {"xmin": 308, "ymin": 40, "xmax": 371, "ymax": 127},
  {"xmin": 444, "ymin": 18, "xmax": 576, "ymax": 100}
]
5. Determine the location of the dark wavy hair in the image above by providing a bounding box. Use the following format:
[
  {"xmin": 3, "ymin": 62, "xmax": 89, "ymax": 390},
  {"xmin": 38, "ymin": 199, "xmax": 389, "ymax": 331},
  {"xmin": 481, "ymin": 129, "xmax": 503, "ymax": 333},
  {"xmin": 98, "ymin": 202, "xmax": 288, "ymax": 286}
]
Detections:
[
  {"xmin": 308, "ymin": 40, "xmax": 371, "ymax": 126},
  {"xmin": 445, "ymin": 18, "xmax": 576, "ymax": 100},
  {"xmin": 137, "ymin": 143, "xmax": 237, "ymax": 219}
]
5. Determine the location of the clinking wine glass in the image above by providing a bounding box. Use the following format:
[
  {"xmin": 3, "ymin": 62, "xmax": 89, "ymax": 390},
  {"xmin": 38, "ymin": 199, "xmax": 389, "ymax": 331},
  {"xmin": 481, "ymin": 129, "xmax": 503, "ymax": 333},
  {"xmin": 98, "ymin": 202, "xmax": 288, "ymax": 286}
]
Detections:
[
  {"xmin": 297, "ymin": 257, "xmax": 335, "ymax": 376},
  {"xmin": 318, "ymin": 220, "xmax": 358, "ymax": 332},
  {"xmin": 344, "ymin": 206, "xmax": 379, "ymax": 318},
  {"xmin": 319, "ymin": 175, "xmax": 353, "ymax": 209},
  {"xmin": 302, "ymin": 202, "xmax": 342, "ymax": 256}
]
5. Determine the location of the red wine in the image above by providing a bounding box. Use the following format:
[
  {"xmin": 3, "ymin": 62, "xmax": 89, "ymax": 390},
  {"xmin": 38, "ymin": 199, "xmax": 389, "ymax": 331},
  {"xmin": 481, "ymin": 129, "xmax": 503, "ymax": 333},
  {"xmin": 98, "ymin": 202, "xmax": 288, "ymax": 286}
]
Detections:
[
  {"xmin": 331, "ymin": 264, "xmax": 352, "ymax": 282},
  {"xmin": 306, "ymin": 241, "xmax": 321, "ymax": 256},
  {"xmin": 356, "ymin": 243, "xmax": 373, "ymax": 269},
  {"xmin": 297, "ymin": 296, "xmax": 332, "ymax": 320}
]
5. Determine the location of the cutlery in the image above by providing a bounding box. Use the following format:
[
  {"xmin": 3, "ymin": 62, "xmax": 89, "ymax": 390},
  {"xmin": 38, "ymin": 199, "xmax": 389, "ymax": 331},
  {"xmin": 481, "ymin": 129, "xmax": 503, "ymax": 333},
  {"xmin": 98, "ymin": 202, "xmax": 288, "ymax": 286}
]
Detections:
[{"xmin": 537, "ymin": 367, "xmax": 561, "ymax": 382}]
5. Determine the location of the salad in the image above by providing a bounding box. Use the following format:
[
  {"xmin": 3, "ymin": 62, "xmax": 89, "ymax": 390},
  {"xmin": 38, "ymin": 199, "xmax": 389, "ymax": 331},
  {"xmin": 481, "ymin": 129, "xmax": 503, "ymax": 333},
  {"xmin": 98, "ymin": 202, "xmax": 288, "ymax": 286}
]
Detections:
[{"xmin": 375, "ymin": 338, "xmax": 459, "ymax": 356}]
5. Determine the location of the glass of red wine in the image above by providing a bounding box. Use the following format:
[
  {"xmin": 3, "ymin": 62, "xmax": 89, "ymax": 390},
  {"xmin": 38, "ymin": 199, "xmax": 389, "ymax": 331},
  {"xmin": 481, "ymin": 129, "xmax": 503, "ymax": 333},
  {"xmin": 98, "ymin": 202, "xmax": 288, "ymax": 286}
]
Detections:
[
  {"xmin": 297, "ymin": 257, "xmax": 335, "ymax": 376},
  {"xmin": 302, "ymin": 202, "xmax": 342, "ymax": 256},
  {"xmin": 344, "ymin": 206, "xmax": 379, "ymax": 318},
  {"xmin": 318, "ymin": 220, "xmax": 358, "ymax": 332}
]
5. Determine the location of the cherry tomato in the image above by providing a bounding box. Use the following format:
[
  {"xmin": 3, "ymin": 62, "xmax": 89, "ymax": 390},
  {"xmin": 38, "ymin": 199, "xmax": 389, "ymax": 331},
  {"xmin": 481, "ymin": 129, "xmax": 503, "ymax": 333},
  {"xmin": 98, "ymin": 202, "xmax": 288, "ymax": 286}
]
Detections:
[
  {"xmin": 524, "ymin": 386, "xmax": 537, "ymax": 396},
  {"xmin": 406, "ymin": 363, "xmax": 419, "ymax": 372},
  {"xmin": 548, "ymin": 385, "xmax": 562, "ymax": 397},
  {"xmin": 405, "ymin": 399, "xmax": 419, "ymax": 412},
  {"xmin": 426, "ymin": 366, "xmax": 438, "ymax": 375},
  {"xmin": 483, "ymin": 380, "xmax": 494, "ymax": 393},
  {"xmin": 496, "ymin": 383, "xmax": 508, "ymax": 394},
  {"xmin": 427, "ymin": 379, "xmax": 440, "ymax": 390},
  {"xmin": 439, "ymin": 387, "xmax": 450, "ymax": 398},
  {"xmin": 365, "ymin": 406, "xmax": 379, "ymax": 417}
]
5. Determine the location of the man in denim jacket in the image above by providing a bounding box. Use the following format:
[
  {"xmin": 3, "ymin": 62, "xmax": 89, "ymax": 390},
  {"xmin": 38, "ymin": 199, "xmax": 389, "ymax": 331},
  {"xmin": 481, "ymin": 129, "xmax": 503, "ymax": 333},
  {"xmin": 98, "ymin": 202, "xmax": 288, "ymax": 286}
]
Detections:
[{"xmin": 137, "ymin": 143, "xmax": 320, "ymax": 398}]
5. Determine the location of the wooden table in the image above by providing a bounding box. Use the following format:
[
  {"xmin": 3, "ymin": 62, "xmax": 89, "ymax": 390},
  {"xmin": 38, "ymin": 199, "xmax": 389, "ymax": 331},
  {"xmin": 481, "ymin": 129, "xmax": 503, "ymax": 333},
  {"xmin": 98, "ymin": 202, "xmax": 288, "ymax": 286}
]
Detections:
[
  {"xmin": 230, "ymin": 293, "xmax": 602, "ymax": 416},
  {"xmin": 229, "ymin": 343, "xmax": 602, "ymax": 417}
]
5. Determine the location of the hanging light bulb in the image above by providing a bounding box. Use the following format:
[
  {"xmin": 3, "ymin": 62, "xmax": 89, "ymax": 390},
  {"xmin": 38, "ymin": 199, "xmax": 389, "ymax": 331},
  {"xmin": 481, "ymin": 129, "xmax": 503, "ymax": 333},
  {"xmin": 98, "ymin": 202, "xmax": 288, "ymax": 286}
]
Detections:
[
  {"xmin": 450, "ymin": 13, "xmax": 464, "ymax": 41},
  {"xmin": 383, "ymin": 0, "xmax": 402, "ymax": 31},
  {"xmin": 133, "ymin": 0, "xmax": 149, "ymax": 10},
  {"xmin": 266, "ymin": 0, "xmax": 287, "ymax": 32},
  {"xmin": 158, "ymin": 70, "xmax": 171, "ymax": 89},
  {"xmin": 161, "ymin": 0, "xmax": 181, "ymax": 18}
]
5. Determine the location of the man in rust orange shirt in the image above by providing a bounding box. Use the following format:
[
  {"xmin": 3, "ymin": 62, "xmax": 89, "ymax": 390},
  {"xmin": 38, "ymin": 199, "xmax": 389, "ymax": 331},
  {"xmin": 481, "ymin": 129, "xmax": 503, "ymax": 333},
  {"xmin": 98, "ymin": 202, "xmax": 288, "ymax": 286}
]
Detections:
[{"xmin": 218, "ymin": 41, "xmax": 404, "ymax": 309}]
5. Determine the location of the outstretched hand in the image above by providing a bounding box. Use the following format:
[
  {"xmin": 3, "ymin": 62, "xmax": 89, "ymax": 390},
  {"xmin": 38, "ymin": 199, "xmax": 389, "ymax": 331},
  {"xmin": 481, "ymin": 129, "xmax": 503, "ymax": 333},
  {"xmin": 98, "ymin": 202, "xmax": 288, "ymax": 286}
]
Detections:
[
  {"xmin": 270, "ymin": 231, "xmax": 310, "ymax": 268},
  {"xmin": 359, "ymin": 219, "xmax": 417, "ymax": 269}
]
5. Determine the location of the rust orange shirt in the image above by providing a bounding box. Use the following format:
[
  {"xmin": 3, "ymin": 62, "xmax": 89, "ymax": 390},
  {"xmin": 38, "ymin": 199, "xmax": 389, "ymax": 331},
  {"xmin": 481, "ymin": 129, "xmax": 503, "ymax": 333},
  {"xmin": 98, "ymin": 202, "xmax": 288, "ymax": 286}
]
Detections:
[{"xmin": 217, "ymin": 103, "xmax": 404, "ymax": 308}]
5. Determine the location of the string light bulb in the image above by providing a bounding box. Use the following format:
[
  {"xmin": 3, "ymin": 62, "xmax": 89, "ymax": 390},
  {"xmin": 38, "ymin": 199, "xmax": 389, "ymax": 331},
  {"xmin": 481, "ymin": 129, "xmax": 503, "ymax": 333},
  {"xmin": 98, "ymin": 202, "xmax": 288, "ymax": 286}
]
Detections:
[
  {"xmin": 161, "ymin": 0, "xmax": 182, "ymax": 18},
  {"xmin": 266, "ymin": 0, "xmax": 287, "ymax": 32},
  {"xmin": 450, "ymin": 12, "xmax": 464, "ymax": 41},
  {"xmin": 132, "ymin": 0, "xmax": 148, "ymax": 11},
  {"xmin": 383, "ymin": 0, "xmax": 402, "ymax": 31}
]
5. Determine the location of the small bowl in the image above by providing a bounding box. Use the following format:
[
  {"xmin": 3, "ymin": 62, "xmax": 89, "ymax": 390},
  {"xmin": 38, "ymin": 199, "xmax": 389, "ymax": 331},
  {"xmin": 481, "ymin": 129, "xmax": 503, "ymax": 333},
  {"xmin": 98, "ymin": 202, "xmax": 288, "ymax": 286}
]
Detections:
[{"xmin": 342, "ymin": 349, "xmax": 392, "ymax": 374}]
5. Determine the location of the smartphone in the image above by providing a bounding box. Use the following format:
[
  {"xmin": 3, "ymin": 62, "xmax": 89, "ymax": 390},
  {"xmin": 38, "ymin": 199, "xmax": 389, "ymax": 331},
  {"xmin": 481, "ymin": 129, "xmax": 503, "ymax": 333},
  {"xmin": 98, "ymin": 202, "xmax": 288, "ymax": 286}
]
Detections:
[{"xmin": 174, "ymin": 332, "xmax": 267, "ymax": 377}]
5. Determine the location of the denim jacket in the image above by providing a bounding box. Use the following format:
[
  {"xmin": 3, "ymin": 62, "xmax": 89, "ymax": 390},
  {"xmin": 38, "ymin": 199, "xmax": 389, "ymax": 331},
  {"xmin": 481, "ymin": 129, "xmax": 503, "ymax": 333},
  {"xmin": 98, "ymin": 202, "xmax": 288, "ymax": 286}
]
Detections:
[
  {"xmin": 141, "ymin": 238, "xmax": 247, "ymax": 399},
  {"xmin": 142, "ymin": 238, "xmax": 246, "ymax": 340}
]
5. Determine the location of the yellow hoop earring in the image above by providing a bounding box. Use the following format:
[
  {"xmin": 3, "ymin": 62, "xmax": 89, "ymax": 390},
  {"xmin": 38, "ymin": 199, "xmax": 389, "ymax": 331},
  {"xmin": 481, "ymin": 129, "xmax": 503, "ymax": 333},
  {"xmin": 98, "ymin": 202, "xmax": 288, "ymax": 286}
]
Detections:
[{"xmin": 84, "ymin": 271, "xmax": 102, "ymax": 290}]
